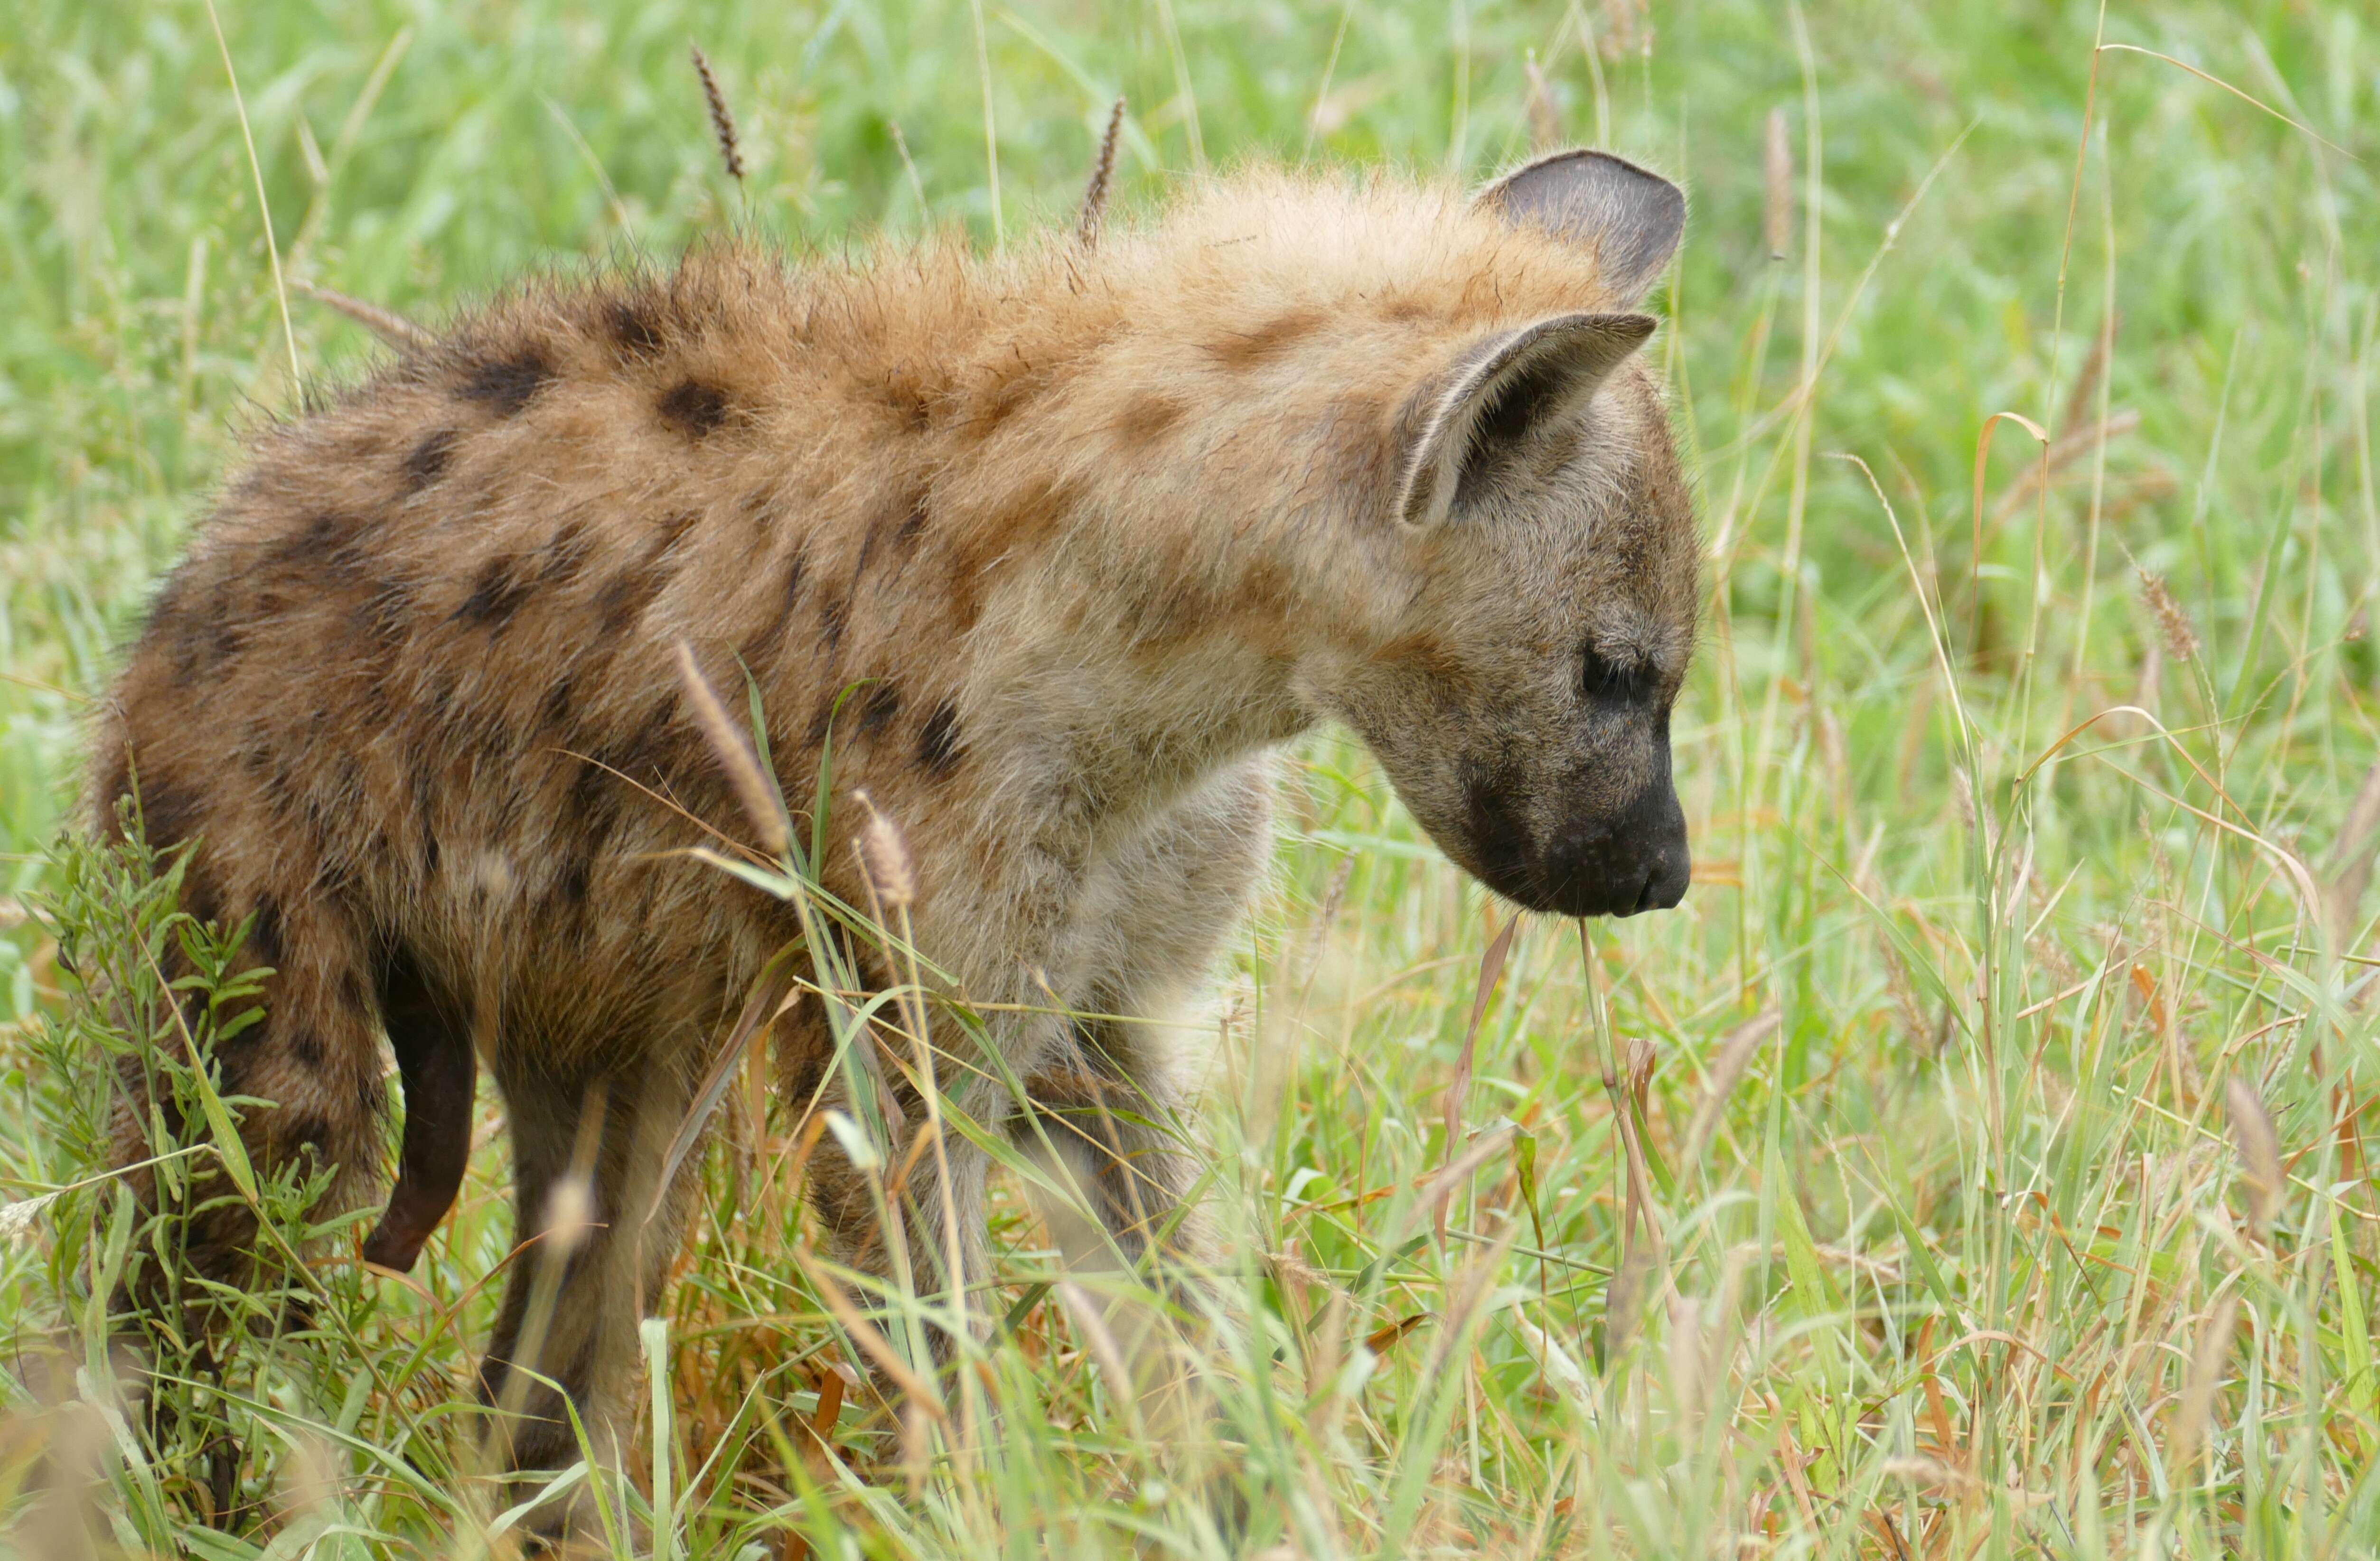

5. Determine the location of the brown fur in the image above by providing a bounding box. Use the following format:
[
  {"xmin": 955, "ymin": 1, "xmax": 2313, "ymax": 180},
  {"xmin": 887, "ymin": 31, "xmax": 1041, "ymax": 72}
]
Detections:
[{"xmin": 92, "ymin": 152, "xmax": 1698, "ymax": 1527}]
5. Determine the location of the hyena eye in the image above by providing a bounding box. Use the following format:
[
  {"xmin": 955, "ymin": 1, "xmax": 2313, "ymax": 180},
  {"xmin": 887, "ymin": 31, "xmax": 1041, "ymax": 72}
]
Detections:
[{"xmin": 1580, "ymin": 642, "xmax": 1653, "ymax": 705}]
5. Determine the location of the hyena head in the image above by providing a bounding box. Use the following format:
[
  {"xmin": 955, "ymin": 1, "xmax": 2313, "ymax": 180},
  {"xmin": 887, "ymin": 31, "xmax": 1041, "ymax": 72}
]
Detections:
[{"xmin": 1311, "ymin": 152, "xmax": 1698, "ymax": 918}]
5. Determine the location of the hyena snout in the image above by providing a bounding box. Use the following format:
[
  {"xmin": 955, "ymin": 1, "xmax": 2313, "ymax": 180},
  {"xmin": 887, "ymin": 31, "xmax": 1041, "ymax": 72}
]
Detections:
[{"xmin": 1462, "ymin": 757, "xmax": 1690, "ymax": 918}]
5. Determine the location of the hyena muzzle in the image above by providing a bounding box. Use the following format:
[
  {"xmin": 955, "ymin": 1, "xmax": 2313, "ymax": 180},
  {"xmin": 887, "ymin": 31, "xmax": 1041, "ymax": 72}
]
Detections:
[{"xmin": 92, "ymin": 146, "xmax": 1695, "ymax": 1533}]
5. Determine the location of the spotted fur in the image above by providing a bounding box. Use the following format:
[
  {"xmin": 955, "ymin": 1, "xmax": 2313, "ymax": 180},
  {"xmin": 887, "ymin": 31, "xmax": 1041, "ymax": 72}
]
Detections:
[{"xmin": 92, "ymin": 150, "xmax": 1697, "ymax": 1525}]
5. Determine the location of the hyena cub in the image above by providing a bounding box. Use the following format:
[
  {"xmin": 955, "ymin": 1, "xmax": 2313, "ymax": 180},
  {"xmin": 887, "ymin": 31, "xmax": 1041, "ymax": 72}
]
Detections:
[{"xmin": 95, "ymin": 148, "xmax": 1695, "ymax": 1513}]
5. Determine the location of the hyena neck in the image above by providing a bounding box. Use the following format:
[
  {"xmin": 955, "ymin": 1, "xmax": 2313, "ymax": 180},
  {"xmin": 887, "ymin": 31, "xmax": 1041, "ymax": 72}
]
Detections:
[{"xmin": 993, "ymin": 580, "xmax": 1316, "ymax": 843}]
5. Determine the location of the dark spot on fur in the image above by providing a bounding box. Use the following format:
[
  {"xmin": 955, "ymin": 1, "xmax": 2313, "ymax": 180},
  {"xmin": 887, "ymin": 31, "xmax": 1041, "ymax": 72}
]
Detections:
[
  {"xmin": 606, "ymin": 299, "xmax": 666, "ymax": 359},
  {"xmin": 271, "ymin": 511, "xmax": 371, "ymax": 577},
  {"xmin": 1113, "ymin": 394, "xmax": 1184, "ymax": 446},
  {"xmin": 454, "ymin": 552, "xmax": 534, "ymax": 627},
  {"xmin": 540, "ymin": 520, "xmax": 597, "ymax": 587},
  {"xmin": 290, "ymin": 1032, "xmax": 326, "ymax": 1070},
  {"xmin": 897, "ymin": 493, "xmax": 931, "ymax": 547},
  {"xmin": 461, "ymin": 349, "xmax": 552, "ymax": 416},
  {"xmin": 739, "ymin": 545, "xmax": 812, "ymax": 669},
  {"xmin": 805, "ymin": 697, "xmax": 838, "ymax": 749},
  {"xmin": 280, "ymin": 1110, "xmax": 331, "ymax": 1151},
  {"xmin": 364, "ymin": 579, "xmax": 414, "ymax": 651},
  {"xmin": 138, "ymin": 776, "xmax": 204, "ymax": 852},
  {"xmin": 916, "ymin": 701, "xmax": 962, "ymax": 776},
  {"xmin": 818, "ymin": 592, "xmax": 848, "ymax": 650},
  {"xmin": 1205, "ymin": 307, "xmax": 1323, "ymax": 369},
  {"xmin": 857, "ymin": 682, "xmax": 900, "ymax": 737},
  {"xmin": 401, "ymin": 430, "xmax": 458, "ymax": 494},
  {"xmin": 596, "ymin": 562, "xmax": 668, "ymax": 634},
  {"xmin": 556, "ymin": 858, "xmax": 590, "ymax": 905},
  {"xmin": 657, "ymin": 377, "xmax": 729, "ymax": 439},
  {"xmin": 538, "ymin": 675, "xmax": 575, "ymax": 733},
  {"xmin": 247, "ymin": 896, "xmax": 284, "ymax": 967},
  {"xmin": 882, "ymin": 370, "xmax": 936, "ymax": 430}
]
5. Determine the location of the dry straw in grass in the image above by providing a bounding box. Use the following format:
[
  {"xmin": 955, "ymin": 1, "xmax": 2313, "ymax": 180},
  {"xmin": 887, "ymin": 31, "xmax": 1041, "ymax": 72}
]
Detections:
[
  {"xmin": 690, "ymin": 44, "xmax": 743, "ymax": 181},
  {"xmin": 293, "ymin": 280, "xmax": 433, "ymax": 352}
]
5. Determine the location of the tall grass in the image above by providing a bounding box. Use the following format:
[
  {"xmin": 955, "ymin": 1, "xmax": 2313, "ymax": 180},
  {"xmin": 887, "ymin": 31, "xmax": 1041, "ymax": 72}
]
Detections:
[{"xmin": 3, "ymin": 0, "xmax": 2379, "ymax": 1555}]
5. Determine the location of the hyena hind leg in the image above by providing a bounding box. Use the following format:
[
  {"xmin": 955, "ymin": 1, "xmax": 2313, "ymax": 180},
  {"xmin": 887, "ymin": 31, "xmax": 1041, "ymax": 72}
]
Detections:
[
  {"xmin": 111, "ymin": 880, "xmax": 393, "ymax": 1306},
  {"xmin": 475, "ymin": 1045, "xmax": 707, "ymax": 1538}
]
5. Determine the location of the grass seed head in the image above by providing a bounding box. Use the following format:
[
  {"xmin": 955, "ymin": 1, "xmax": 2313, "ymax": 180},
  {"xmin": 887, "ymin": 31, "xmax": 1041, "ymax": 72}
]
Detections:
[
  {"xmin": 674, "ymin": 641, "xmax": 788, "ymax": 858},
  {"xmin": 1078, "ymin": 96, "xmax": 1125, "ymax": 248},
  {"xmin": 690, "ymin": 44, "xmax": 743, "ymax": 181},
  {"xmin": 853, "ymin": 789, "xmax": 917, "ymax": 911},
  {"xmin": 542, "ymin": 1173, "xmax": 596, "ymax": 1260},
  {"xmin": 2136, "ymin": 567, "xmax": 2200, "ymax": 662}
]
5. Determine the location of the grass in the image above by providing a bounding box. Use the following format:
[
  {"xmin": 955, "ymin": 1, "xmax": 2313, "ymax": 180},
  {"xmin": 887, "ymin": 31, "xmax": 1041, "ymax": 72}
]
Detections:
[{"xmin": 3, "ymin": 0, "xmax": 2380, "ymax": 1554}]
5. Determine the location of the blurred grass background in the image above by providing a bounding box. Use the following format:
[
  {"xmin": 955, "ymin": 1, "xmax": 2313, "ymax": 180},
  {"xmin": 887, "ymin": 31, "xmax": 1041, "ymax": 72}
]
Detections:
[{"xmin": 3, "ymin": 0, "xmax": 2380, "ymax": 1556}]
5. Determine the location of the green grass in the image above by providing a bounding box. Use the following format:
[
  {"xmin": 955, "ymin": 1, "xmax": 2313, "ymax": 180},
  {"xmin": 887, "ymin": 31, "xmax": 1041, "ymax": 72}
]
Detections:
[{"xmin": 5, "ymin": 0, "xmax": 2380, "ymax": 1554}]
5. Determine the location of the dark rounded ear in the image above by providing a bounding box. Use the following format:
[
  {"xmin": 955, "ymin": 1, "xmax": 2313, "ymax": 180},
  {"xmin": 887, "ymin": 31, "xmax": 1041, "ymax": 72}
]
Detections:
[
  {"xmin": 1396, "ymin": 312, "xmax": 1656, "ymax": 529},
  {"xmin": 1479, "ymin": 150, "xmax": 1686, "ymax": 308}
]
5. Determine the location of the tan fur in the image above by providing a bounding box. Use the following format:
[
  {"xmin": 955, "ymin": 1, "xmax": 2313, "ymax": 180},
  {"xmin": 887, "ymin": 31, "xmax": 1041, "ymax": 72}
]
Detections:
[{"xmin": 93, "ymin": 154, "xmax": 1698, "ymax": 1523}]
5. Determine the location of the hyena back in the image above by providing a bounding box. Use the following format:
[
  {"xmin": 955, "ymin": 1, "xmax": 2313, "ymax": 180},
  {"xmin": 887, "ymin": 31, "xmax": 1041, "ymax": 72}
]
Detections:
[{"xmin": 94, "ymin": 149, "xmax": 1696, "ymax": 1514}]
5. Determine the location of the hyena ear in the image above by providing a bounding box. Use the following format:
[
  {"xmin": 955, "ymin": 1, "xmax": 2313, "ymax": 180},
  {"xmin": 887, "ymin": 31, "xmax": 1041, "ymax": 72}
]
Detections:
[
  {"xmin": 1479, "ymin": 150, "xmax": 1686, "ymax": 308},
  {"xmin": 1396, "ymin": 311, "xmax": 1655, "ymax": 528}
]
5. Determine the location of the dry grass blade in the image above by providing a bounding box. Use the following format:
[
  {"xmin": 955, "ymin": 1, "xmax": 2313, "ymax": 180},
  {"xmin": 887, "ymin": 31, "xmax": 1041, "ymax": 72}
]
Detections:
[
  {"xmin": 2321, "ymin": 757, "xmax": 2380, "ymax": 942},
  {"xmin": 1437, "ymin": 911, "xmax": 1519, "ymax": 1197},
  {"xmin": 1417, "ymin": 1122, "xmax": 1517, "ymax": 1234},
  {"xmin": 690, "ymin": 45, "xmax": 743, "ymax": 180},
  {"xmin": 1763, "ymin": 106, "xmax": 1792, "ymax": 260},
  {"xmin": 293, "ymin": 280, "xmax": 434, "ymax": 353},
  {"xmin": 1077, "ymin": 96, "xmax": 1125, "ymax": 248},
  {"xmin": 673, "ymin": 640, "xmax": 788, "ymax": 857},
  {"xmin": 1683, "ymin": 1008, "xmax": 1778, "ymax": 1168},
  {"xmin": 1523, "ymin": 56, "xmax": 1561, "ymax": 151},
  {"xmin": 2060, "ymin": 310, "xmax": 2117, "ymax": 437},
  {"xmin": 791, "ymin": 1243, "xmax": 946, "ymax": 1417},
  {"xmin": 1362, "ymin": 1312, "xmax": 1431, "ymax": 1355},
  {"xmin": 2224, "ymin": 1076, "xmax": 2283, "ymax": 1236},
  {"xmin": 1987, "ymin": 410, "xmax": 2141, "ymax": 525},
  {"xmin": 2171, "ymin": 1292, "xmax": 2241, "ymax": 1472},
  {"xmin": 1054, "ymin": 1281, "xmax": 1145, "ymax": 1438}
]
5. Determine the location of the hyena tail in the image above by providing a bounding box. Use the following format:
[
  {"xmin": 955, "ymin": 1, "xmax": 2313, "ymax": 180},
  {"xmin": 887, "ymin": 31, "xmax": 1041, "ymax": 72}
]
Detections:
[{"xmin": 109, "ymin": 845, "xmax": 475, "ymax": 1286}]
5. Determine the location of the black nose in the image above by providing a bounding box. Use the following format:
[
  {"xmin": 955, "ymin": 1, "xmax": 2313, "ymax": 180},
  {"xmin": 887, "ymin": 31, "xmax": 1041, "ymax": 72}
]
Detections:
[{"xmin": 1626, "ymin": 832, "xmax": 1691, "ymax": 915}]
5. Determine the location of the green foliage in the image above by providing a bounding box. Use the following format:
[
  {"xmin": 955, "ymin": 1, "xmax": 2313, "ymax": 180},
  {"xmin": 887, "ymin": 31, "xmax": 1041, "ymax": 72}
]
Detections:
[{"xmin": 1, "ymin": 0, "xmax": 2378, "ymax": 1556}]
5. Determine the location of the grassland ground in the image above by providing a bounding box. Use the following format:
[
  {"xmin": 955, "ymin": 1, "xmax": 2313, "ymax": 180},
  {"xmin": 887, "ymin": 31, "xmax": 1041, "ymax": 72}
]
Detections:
[{"xmin": 3, "ymin": 0, "xmax": 2380, "ymax": 1556}]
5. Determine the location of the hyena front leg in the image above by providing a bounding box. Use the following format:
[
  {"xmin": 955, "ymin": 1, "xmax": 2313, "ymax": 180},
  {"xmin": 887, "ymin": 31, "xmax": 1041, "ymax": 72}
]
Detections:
[
  {"xmin": 1018, "ymin": 762, "xmax": 1274, "ymax": 1281},
  {"xmin": 1019, "ymin": 1023, "xmax": 1213, "ymax": 1277},
  {"xmin": 476, "ymin": 1043, "xmax": 707, "ymax": 1535}
]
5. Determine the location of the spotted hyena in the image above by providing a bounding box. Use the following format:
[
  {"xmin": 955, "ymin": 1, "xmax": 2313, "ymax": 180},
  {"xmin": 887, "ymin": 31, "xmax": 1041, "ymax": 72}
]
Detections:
[{"xmin": 94, "ymin": 148, "xmax": 1694, "ymax": 1514}]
